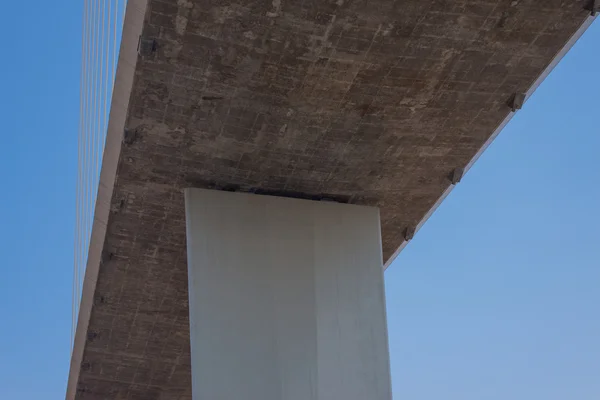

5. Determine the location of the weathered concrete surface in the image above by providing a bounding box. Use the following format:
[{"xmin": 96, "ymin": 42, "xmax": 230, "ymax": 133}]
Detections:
[{"xmin": 75, "ymin": 0, "xmax": 591, "ymax": 399}]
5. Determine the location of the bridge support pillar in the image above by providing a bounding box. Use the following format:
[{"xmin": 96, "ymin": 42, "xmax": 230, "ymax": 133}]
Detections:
[{"xmin": 184, "ymin": 188, "xmax": 392, "ymax": 400}]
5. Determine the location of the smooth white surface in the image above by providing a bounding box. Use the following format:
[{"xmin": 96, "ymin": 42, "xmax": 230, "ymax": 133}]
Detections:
[{"xmin": 185, "ymin": 189, "xmax": 392, "ymax": 400}]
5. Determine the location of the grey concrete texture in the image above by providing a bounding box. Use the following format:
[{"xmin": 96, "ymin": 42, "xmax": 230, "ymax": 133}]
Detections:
[{"xmin": 75, "ymin": 0, "xmax": 591, "ymax": 399}]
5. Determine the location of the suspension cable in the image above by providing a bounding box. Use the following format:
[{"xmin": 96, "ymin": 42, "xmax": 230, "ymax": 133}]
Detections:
[
  {"xmin": 73, "ymin": 0, "xmax": 88, "ymax": 349},
  {"xmin": 103, "ymin": 0, "xmax": 110, "ymax": 162},
  {"xmin": 72, "ymin": 0, "xmax": 127, "ymax": 351}
]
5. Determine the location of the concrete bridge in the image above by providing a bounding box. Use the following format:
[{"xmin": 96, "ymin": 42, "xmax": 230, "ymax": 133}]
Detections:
[{"xmin": 67, "ymin": 0, "xmax": 597, "ymax": 399}]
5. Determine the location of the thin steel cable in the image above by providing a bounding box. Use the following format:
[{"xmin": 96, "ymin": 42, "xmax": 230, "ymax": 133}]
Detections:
[
  {"xmin": 78, "ymin": 0, "xmax": 93, "ymax": 330},
  {"xmin": 79, "ymin": 0, "xmax": 89, "ymax": 323},
  {"xmin": 107, "ymin": 0, "xmax": 112, "ymax": 103},
  {"xmin": 73, "ymin": 0, "xmax": 88, "ymax": 349},
  {"xmin": 84, "ymin": 0, "xmax": 95, "ymax": 302},
  {"xmin": 76, "ymin": 0, "xmax": 87, "ymax": 331},
  {"xmin": 92, "ymin": 0, "xmax": 100, "ymax": 242},
  {"xmin": 86, "ymin": 0, "xmax": 94, "ymax": 285},
  {"xmin": 91, "ymin": 0, "xmax": 101, "ymax": 271},
  {"xmin": 103, "ymin": 0, "xmax": 110, "ymax": 161},
  {"xmin": 113, "ymin": 0, "xmax": 118, "ymax": 91},
  {"xmin": 95, "ymin": 0, "xmax": 106, "ymax": 236},
  {"xmin": 74, "ymin": 0, "xmax": 128, "ymax": 350},
  {"xmin": 83, "ymin": 0, "xmax": 92, "ymax": 319},
  {"xmin": 80, "ymin": 0, "xmax": 89, "ymax": 313},
  {"xmin": 79, "ymin": 0, "xmax": 93, "ymax": 331},
  {"xmin": 89, "ymin": 0, "xmax": 104, "ymax": 296},
  {"xmin": 88, "ymin": 0, "xmax": 97, "ymax": 289},
  {"xmin": 95, "ymin": 0, "xmax": 101, "ymax": 207},
  {"xmin": 84, "ymin": 0, "xmax": 98, "ymax": 311},
  {"xmin": 89, "ymin": 1, "xmax": 102, "ymax": 296},
  {"xmin": 80, "ymin": 0, "xmax": 88, "ymax": 316},
  {"xmin": 80, "ymin": 0, "xmax": 91, "ymax": 315},
  {"xmin": 106, "ymin": 0, "xmax": 112, "ymax": 154}
]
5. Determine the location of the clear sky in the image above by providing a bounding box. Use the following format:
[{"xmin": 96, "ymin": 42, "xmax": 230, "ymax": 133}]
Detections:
[{"xmin": 0, "ymin": 1, "xmax": 597, "ymax": 399}]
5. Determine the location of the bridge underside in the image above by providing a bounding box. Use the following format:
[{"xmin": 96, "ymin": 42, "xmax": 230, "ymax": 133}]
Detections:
[{"xmin": 75, "ymin": 0, "xmax": 590, "ymax": 399}]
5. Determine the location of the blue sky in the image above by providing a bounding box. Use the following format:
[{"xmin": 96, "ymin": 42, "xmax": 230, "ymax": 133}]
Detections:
[
  {"xmin": 386, "ymin": 21, "xmax": 600, "ymax": 400},
  {"xmin": 0, "ymin": 1, "xmax": 597, "ymax": 399}
]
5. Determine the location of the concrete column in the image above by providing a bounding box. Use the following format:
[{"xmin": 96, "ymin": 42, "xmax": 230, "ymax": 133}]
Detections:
[{"xmin": 184, "ymin": 188, "xmax": 392, "ymax": 400}]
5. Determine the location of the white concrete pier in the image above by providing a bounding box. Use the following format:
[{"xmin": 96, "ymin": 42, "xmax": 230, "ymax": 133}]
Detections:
[{"xmin": 184, "ymin": 188, "xmax": 392, "ymax": 400}]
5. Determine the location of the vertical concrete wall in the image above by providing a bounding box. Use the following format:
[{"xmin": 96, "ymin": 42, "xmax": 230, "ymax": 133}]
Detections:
[{"xmin": 184, "ymin": 189, "xmax": 392, "ymax": 400}]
